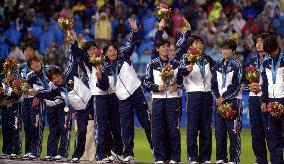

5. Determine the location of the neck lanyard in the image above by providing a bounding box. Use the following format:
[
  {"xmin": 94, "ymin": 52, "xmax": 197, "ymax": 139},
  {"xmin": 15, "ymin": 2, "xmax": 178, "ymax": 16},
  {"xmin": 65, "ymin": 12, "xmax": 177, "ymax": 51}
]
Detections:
[
  {"xmin": 110, "ymin": 61, "xmax": 118, "ymax": 86},
  {"xmin": 271, "ymin": 51, "xmax": 283, "ymax": 84},
  {"xmin": 37, "ymin": 67, "xmax": 49, "ymax": 89},
  {"xmin": 221, "ymin": 59, "xmax": 232, "ymax": 88},
  {"xmin": 159, "ymin": 57, "xmax": 170, "ymax": 68},
  {"xmin": 256, "ymin": 53, "xmax": 267, "ymax": 72},
  {"xmin": 197, "ymin": 59, "xmax": 205, "ymax": 79}
]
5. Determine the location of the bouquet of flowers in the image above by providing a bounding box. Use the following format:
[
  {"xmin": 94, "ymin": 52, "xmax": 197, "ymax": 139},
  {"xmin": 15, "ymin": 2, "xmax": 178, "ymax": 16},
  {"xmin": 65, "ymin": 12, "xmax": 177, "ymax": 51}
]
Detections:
[
  {"xmin": 155, "ymin": 3, "xmax": 172, "ymax": 20},
  {"xmin": 217, "ymin": 102, "xmax": 236, "ymax": 119},
  {"xmin": 188, "ymin": 48, "xmax": 202, "ymax": 64},
  {"xmin": 245, "ymin": 65, "xmax": 260, "ymax": 83},
  {"xmin": 267, "ymin": 101, "xmax": 284, "ymax": 117},
  {"xmin": 88, "ymin": 48, "xmax": 103, "ymax": 66},
  {"xmin": 57, "ymin": 13, "xmax": 73, "ymax": 37},
  {"xmin": 3, "ymin": 57, "xmax": 17, "ymax": 74},
  {"xmin": 11, "ymin": 79, "xmax": 29, "ymax": 95},
  {"xmin": 0, "ymin": 87, "xmax": 8, "ymax": 107},
  {"xmin": 160, "ymin": 64, "xmax": 174, "ymax": 87},
  {"xmin": 3, "ymin": 74, "xmax": 15, "ymax": 86}
]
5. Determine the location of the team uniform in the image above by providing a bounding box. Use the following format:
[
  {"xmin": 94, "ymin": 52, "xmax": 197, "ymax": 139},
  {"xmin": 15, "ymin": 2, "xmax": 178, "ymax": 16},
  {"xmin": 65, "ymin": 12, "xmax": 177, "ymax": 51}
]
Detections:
[
  {"xmin": 211, "ymin": 58, "xmax": 243, "ymax": 164},
  {"xmin": 144, "ymin": 57, "xmax": 182, "ymax": 163},
  {"xmin": 102, "ymin": 30, "xmax": 152, "ymax": 161},
  {"xmin": 179, "ymin": 53, "xmax": 215, "ymax": 163},
  {"xmin": 261, "ymin": 49, "xmax": 284, "ymax": 164},
  {"xmin": 243, "ymin": 53, "xmax": 272, "ymax": 164}
]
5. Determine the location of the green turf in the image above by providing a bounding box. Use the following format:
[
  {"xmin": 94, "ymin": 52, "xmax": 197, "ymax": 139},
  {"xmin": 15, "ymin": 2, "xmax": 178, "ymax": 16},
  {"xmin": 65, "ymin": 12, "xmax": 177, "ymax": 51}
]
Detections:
[{"xmin": 0, "ymin": 128, "xmax": 261, "ymax": 163}]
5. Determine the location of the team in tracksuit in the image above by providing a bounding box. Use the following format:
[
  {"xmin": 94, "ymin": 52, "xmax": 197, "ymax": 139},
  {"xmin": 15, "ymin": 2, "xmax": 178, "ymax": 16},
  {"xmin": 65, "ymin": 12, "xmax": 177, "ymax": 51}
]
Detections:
[
  {"xmin": 180, "ymin": 35, "xmax": 216, "ymax": 164},
  {"xmin": 243, "ymin": 33, "xmax": 272, "ymax": 164},
  {"xmin": 81, "ymin": 41, "xmax": 123, "ymax": 162},
  {"xmin": 2, "ymin": 17, "xmax": 284, "ymax": 164},
  {"xmin": 0, "ymin": 71, "xmax": 22, "ymax": 159},
  {"xmin": 261, "ymin": 35, "xmax": 284, "ymax": 164},
  {"xmin": 101, "ymin": 18, "xmax": 152, "ymax": 163},
  {"xmin": 211, "ymin": 39, "xmax": 243, "ymax": 164}
]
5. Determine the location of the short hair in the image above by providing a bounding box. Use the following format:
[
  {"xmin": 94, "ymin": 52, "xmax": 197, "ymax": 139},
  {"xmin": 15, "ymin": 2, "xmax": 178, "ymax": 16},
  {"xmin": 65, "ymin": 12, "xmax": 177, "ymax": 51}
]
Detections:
[
  {"xmin": 263, "ymin": 35, "xmax": 278, "ymax": 53},
  {"xmin": 27, "ymin": 56, "xmax": 41, "ymax": 68},
  {"xmin": 21, "ymin": 39, "xmax": 35, "ymax": 51},
  {"xmin": 103, "ymin": 42, "xmax": 118, "ymax": 55},
  {"xmin": 256, "ymin": 33, "xmax": 270, "ymax": 42},
  {"xmin": 83, "ymin": 41, "xmax": 97, "ymax": 54},
  {"xmin": 221, "ymin": 39, "xmax": 237, "ymax": 51},
  {"xmin": 46, "ymin": 67, "xmax": 63, "ymax": 81},
  {"xmin": 188, "ymin": 35, "xmax": 204, "ymax": 47},
  {"xmin": 155, "ymin": 39, "xmax": 170, "ymax": 49}
]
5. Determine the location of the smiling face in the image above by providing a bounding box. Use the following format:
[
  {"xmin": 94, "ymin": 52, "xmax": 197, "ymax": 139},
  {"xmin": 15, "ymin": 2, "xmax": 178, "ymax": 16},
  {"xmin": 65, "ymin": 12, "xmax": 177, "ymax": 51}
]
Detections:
[
  {"xmin": 156, "ymin": 43, "xmax": 170, "ymax": 59},
  {"xmin": 105, "ymin": 45, "xmax": 118, "ymax": 62},
  {"xmin": 30, "ymin": 60, "xmax": 42, "ymax": 72},
  {"xmin": 87, "ymin": 45, "xmax": 99, "ymax": 56},
  {"xmin": 256, "ymin": 38, "xmax": 264, "ymax": 52},
  {"xmin": 51, "ymin": 74, "xmax": 64, "ymax": 85},
  {"xmin": 24, "ymin": 47, "xmax": 35, "ymax": 60}
]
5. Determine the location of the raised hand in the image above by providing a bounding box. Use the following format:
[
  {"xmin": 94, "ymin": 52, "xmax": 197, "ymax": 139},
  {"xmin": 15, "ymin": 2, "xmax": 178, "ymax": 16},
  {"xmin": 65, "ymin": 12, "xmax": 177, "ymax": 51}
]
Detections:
[
  {"xmin": 183, "ymin": 17, "xmax": 191, "ymax": 31},
  {"xmin": 159, "ymin": 19, "xmax": 166, "ymax": 31},
  {"xmin": 128, "ymin": 18, "xmax": 138, "ymax": 32}
]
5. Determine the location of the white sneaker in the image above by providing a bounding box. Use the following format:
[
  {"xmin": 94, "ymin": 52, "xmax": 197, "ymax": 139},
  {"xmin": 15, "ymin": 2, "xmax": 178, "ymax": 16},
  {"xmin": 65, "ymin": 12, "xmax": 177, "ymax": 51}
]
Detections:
[
  {"xmin": 22, "ymin": 153, "xmax": 31, "ymax": 160},
  {"xmin": 169, "ymin": 160, "xmax": 178, "ymax": 164},
  {"xmin": 54, "ymin": 155, "xmax": 67, "ymax": 162},
  {"xmin": 71, "ymin": 157, "xmax": 79, "ymax": 163},
  {"xmin": 123, "ymin": 156, "xmax": 135, "ymax": 163},
  {"xmin": 190, "ymin": 161, "xmax": 198, "ymax": 164},
  {"xmin": 216, "ymin": 160, "xmax": 225, "ymax": 164},
  {"xmin": 43, "ymin": 155, "xmax": 53, "ymax": 161},
  {"xmin": 202, "ymin": 161, "xmax": 211, "ymax": 164},
  {"xmin": 155, "ymin": 161, "xmax": 164, "ymax": 164},
  {"xmin": 228, "ymin": 162, "xmax": 235, "ymax": 164},
  {"xmin": 111, "ymin": 151, "xmax": 124, "ymax": 161},
  {"xmin": 28, "ymin": 154, "xmax": 37, "ymax": 160}
]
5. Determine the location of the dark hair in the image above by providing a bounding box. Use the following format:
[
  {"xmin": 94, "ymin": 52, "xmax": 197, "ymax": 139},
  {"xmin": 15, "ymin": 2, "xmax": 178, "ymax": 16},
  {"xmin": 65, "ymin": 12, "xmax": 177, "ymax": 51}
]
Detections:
[
  {"xmin": 256, "ymin": 33, "xmax": 270, "ymax": 42},
  {"xmin": 83, "ymin": 41, "xmax": 97, "ymax": 54},
  {"xmin": 103, "ymin": 42, "xmax": 118, "ymax": 55},
  {"xmin": 263, "ymin": 35, "xmax": 278, "ymax": 53},
  {"xmin": 188, "ymin": 35, "xmax": 204, "ymax": 47},
  {"xmin": 46, "ymin": 67, "xmax": 63, "ymax": 81},
  {"xmin": 155, "ymin": 39, "xmax": 170, "ymax": 49},
  {"xmin": 27, "ymin": 56, "xmax": 41, "ymax": 68},
  {"xmin": 221, "ymin": 39, "xmax": 237, "ymax": 51},
  {"xmin": 21, "ymin": 39, "xmax": 35, "ymax": 51}
]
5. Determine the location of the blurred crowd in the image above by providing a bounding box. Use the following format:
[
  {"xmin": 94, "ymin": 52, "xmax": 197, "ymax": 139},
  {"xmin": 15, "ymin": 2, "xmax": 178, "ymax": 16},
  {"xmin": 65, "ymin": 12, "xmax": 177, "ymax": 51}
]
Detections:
[{"xmin": 1, "ymin": 0, "xmax": 284, "ymax": 78}]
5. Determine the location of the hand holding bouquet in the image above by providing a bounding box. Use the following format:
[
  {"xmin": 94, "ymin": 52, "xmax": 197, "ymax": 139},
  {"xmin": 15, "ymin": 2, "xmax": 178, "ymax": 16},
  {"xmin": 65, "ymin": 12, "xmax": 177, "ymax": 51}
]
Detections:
[
  {"xmin": 160, "ymin": 64, "xmax": 174, "ymax": 90},
  {"xmin": 245, "ymin": 65, "xmax": 260, "ymax": 83},
  {"xmin": 58, "ymin": 13, "xmax": 73, "ymax": 39},
  {"xmin": 267, "ymin": 102, "xmax": 284, "ymax": 117},
  {"xmin": 217, "ymin": 102, "xmax": 236, "ymax": 119},
  {"xmin": 11, "ymin": 79, "xmax": 29, "ymax": 95}
]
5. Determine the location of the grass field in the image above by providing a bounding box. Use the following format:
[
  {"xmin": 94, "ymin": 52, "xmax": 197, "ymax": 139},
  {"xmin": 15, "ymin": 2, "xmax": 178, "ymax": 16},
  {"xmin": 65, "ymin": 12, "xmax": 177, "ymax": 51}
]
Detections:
[{"xmin": 0, "ymin": 128, "xmax": 259, "ymax": 163}]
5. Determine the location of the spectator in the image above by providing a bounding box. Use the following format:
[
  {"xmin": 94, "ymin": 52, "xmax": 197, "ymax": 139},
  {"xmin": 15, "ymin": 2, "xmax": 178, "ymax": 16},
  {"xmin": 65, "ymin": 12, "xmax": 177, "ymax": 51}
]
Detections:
[
  {"xmin": 8, "ymin": 44, "xmax": 25, "ymax": 63},
  {"xmin": 171, "ymin": 8, "xmax": 184, "ymax": 38},
  {"xmin": 230, "ymin": 12, "xmax": 246, "ymax": 34},
  {"xmin": 241, "ymin": 15, "xmax": 260, "ymax": 35},
  {"xmin": 241, "ymin": 0, "xmax": 257, "ymax": 19},
  {"xmin": 208, "ymin": 2, "xmax": 223, "ymax": 22},
  {"xmin": 4, "ymin": 22, "xmax": 21, "ymax": 46},
  {"xmin": 39, "ymin": 22, "xmax": 56, "ymax": 55},
  {"xmin": 94, "ymin": 12, "xmax": 112, "ymax": 49}
]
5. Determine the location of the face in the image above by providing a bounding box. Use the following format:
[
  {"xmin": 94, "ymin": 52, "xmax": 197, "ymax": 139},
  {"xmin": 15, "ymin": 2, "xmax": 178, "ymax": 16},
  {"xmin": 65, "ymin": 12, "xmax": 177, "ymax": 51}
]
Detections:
[
  {"xmin": 221, "ymin": 48, "xmax": 234, "ymax": 59},
  {"xmin": 106, "ymin": 46, "xmax": 118, "ymax": 62},
  {"xmin": 190, "ymin": 40, "xmax": 204, "ymax": 52},
  {"xmin": 156, "ymin": 43, "xmax": 170, "ymax": 58},
  {"xmin": 256, "ymin": 38, "xmax": 264, "ymax": 52},
  {"xmin": 51, "ymin": 74, "xmax": 64, "ymax": 85},
  {"xmin": 87, "ymin": 46, "xmax": 98, "ymax": 56},
  {"xmin": 30, "ymin": 60, "xmax": 42, "ymax": 72},
  {"xmin": 24, "ymin": 47, "xmax": 35, "ymax": 60}
]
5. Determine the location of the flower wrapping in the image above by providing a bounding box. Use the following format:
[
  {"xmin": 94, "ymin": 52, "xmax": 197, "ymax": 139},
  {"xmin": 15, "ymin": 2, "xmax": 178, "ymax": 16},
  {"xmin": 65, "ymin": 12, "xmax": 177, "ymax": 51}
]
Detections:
[
  {"xmin": 245, "ymin": 65, "xmax": 260, "ymax": 83},
  {"xmin": 160, "ymin": 64, "xmax": 174, "ymax": 86},
  {"xmin": 0, "ymin": 87, "xmax": 8, "ymax": 107},
  {"xmin": 89, "ymin": 49, "xmax": 103, "ymax": 66},
  {"xmin": 188, "ymin": 48, "xmax": 202, "ymax": 64},
  {"xmin": 155, "ymin": 3, "xmax": 172, "ymax": 20},
  {"xmin": 3, "ymin": 57, "xmax": 17, "ymax": 74},
  {"xmin": 267, "ymin": 101, "xmax": 284, "ymax": 117},
  {"xmin": 217, "ymin": 102, "xmax": 236, "ymax": 119},
  {"xmin": 11, "ymin": 79, "xmax": 29, "ymax": 95},
  {"xmin": 57, "ymin": 13, "xmax": 73, "ymax": 32}
]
